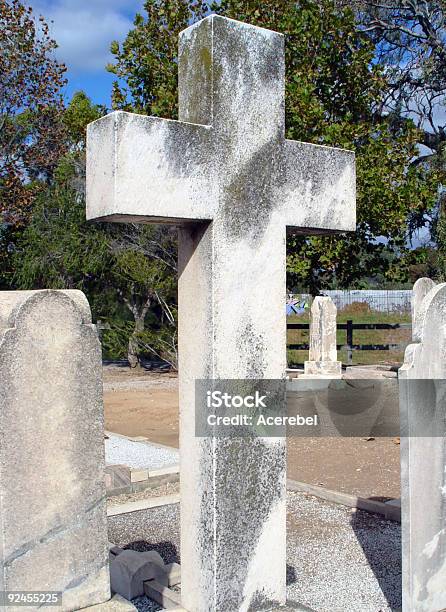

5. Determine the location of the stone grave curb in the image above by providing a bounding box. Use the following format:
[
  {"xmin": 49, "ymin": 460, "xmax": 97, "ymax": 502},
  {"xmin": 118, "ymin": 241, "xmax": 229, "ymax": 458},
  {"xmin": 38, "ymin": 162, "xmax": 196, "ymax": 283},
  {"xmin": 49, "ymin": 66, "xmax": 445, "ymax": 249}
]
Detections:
[
  {"xmin": 107, "ymin": 477, "xmax": 400, "ymax": 523},
  {"xmin": 107, "ymin": 493, "xmax": 180, "ymax": 517},
  {"xmin": 105, "ymin": 433, "xmax": 401, "ymax": 522},
  {"xmin": 80, "ymin": 593, "xmax": 137, "ymax": 610},
  {"xmin": 287, "ymin": 479, "xmax": 401, "ymax": 522},
  {"xmin": 105, "ymin": 431, "xmax": 179, "ymax": 497}
]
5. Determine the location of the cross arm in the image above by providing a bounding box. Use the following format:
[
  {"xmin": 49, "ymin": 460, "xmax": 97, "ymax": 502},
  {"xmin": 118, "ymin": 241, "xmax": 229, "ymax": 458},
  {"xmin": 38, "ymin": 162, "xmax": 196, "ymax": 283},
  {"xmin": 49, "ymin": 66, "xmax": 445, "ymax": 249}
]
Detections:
[
  {"xmin": 86, "ymin": 110, "xmax": 217, "ymax": 225},
  {"xmin": 281, "ymin": 140, "xmax": 356, "ymax": 233}
]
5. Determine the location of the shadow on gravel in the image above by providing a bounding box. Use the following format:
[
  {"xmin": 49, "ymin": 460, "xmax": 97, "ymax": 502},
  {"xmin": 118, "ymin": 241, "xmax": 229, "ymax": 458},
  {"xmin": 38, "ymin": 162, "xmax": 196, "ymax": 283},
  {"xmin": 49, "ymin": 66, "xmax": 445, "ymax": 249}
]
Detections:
[
  {"xmin": 350, "ymin": 510, "xmax": 402, "ymax": 610},
  {"xmin": 103, "ymin": 358, "xmax": 172, "ymax": 371},
  {"xmin": 123, "ymin": 539, "xmax": 180, "ymax": 564}
]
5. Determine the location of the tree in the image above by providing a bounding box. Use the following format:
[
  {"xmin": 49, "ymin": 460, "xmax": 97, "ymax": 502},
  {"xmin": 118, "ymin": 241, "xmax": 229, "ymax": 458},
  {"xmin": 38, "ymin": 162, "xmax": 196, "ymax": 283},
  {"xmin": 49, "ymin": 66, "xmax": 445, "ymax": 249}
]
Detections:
[
  {"xmin": 107, "ymin": 0, "xmax": 208, "ymax": 117},
  {"xmin": 0, "ymin": 0, "xmax": 67, "ymax": 226},
  {"xmin": 109, "ymin": 226, "xmax": 177, "ymax": 367},
  {"xmin": 64, "ymin": 91, "xmax": 106, "ymax": 151},
  {"xmin": 334, "ymin": 1, "xmax": 446, "ymax": 276},
  {"xmin": 337, "ymin": 1, "xmax": 446, "ymax": 159},
  {"xmin": 14, "ymin": 159, "xmax": 178, "ymax": 367},
  {"xmin": 0, "ymin": 0, "xmax": 68, "ymax": 290},
  {"xmin": 108, "ymin": 0, "xmax": 439, "ymax": 290},
  {"xmin": 14, "ymin": 92, "xmax": 178, "ymax": 367}
]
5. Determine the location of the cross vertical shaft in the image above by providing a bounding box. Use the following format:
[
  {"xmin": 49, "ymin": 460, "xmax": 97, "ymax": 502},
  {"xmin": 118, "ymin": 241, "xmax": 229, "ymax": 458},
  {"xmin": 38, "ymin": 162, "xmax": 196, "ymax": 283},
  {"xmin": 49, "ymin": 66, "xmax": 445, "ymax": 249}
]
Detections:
[{"xmin": 178, "ymin": 21, "xmax": 287, "ymax": 609}]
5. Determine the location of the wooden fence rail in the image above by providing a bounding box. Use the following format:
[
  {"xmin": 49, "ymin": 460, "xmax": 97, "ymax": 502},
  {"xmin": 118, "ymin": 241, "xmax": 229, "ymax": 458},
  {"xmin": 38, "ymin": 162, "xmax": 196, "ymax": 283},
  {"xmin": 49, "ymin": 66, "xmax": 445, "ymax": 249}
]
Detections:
[{"xmin": 287, "ymin": 320, "xmax": 411, "ymax": 365}]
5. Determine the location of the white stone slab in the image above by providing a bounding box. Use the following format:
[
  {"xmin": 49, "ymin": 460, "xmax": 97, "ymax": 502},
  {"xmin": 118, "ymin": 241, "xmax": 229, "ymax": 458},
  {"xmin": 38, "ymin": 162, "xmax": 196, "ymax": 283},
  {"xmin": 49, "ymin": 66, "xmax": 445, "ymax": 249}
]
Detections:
[
  {"xmin": 304, "ymin": 296, "xmax": 342, "ymax": 376},
  {"xmin": 411, "ymin": 277, "xmax": 436, "ymax": 342},
  {"xmin": 399, "ymin": 280, "xmax": 446, "ymax": 611},
  {"xmin": 0, "ymin": 290, "xmax": 110, "ymax": 611},
  {"xmin": 107, "ymin": 494, "xmax": 180, "ymax": 517}
]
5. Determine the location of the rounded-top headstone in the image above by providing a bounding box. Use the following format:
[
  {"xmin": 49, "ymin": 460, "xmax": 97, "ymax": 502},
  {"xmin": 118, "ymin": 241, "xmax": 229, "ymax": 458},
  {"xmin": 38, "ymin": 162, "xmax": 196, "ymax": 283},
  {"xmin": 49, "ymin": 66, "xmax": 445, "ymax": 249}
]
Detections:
[
  {"xmin": 411, "ymin": 277, "xmax": 436, "ymax": 342},
  {"xmin": 0, "ymin": 290, "xmax": 110, "ymax": 611}
]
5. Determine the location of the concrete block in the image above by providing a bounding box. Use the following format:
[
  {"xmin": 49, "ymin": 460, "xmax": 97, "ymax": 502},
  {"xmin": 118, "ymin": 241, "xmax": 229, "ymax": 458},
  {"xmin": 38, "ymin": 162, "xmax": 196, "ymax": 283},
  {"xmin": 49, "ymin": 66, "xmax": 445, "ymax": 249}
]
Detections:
[
  {"xmin": 303, "ymin": 361, "xmax": 342, "ymax": 377},
  {"xmin": 110, "ymin": 550, "xmax": 167, "ymax": 600},
  {"xmin": 107, "ymin": 493, "xmax": 180, "ymax": 517},
  {"xmin": 165, "ymin": 562, "xmax": 181, "ymax": 587},
  {"xmin": 109, "ymin": 544, "xmax": 124, "ymax": 557},
  {"xmin": 105, "ymin": 465, "xmax": 131, "ymax": 491},
  {"xmin": 144, "ymin": 580, "xmax": 182, "ymax": 610},
  {"xmin": 130, "ymin": 468, "xmax": 149, "ymax": 483},
  {"xmin": 147, "ymin": 465, "xmax": 180, "ymax": 478}
]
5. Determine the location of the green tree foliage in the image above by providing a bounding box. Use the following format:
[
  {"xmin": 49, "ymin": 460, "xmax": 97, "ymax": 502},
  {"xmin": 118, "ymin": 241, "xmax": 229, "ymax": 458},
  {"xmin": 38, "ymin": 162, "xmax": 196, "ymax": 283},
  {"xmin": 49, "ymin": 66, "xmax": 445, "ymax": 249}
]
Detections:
[
  {"xmin": 14, "ymin": 159, "xmax": 178, "ymax": 367},
  {"xmin": 107, "ymin": 0, "xmax": 208, "ymax": 117},
  {"xmin": 0, "ymin": 0, "xmax": 68, "ymax": 289},
  {"xmin": 336, "ymin": 1, "xmax": 446, "ymax": 278},
  {"xmin": 64, "ymin": 91, "xmax": 106, "ymax": 150},
  {"xmin": 14, "ymin": 92, "xmax": 178, "ymax": 367},
  {"xmin": 108, "ymin": 0, "xmax": 439, "ymax": 291},
  {"xmin": 0, "ymin": 0, "xmax": 67, "ymax": 226}
]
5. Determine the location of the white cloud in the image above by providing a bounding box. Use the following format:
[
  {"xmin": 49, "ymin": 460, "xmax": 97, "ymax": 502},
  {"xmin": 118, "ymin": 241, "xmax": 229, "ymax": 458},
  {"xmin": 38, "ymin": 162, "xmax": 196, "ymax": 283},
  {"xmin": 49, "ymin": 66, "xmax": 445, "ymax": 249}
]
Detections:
[{"xmin": 32, "ymin": 0, "xmax": 143, "ymax": 73}]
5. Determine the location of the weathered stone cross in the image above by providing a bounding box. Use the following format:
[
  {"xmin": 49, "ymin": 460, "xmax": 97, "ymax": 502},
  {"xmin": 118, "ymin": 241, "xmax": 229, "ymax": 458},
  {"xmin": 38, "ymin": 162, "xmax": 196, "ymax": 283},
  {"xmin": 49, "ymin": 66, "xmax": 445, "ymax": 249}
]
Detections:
[{"xmin": 87, "ymin": 15, "xmax": 355, "ymax": 612}]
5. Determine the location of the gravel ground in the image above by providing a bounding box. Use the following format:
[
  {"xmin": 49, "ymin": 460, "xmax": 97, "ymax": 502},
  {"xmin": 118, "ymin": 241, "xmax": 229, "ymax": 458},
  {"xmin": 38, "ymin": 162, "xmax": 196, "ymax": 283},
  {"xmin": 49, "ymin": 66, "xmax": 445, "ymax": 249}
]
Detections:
[
  {"xmin": 103, "ymin": 379, "xmax": 178, "ymax": 392},
  {"xmin": 286, "ymin": 492, "xmax": 401, "ymax": 612},
  {"xmin": 108, "ymin": 503, "xmax": 179, "ymax": 612},
  {"xmin": 102, "ymin": 363, "xmax": 178, "ymax": 392},
  {"xmin": 107, "ymin": 492, "xmax": 401, "ymax": 612},
  {"xmin": 105, "ymin": 434, "xmax": 179, "ymax": 469}
]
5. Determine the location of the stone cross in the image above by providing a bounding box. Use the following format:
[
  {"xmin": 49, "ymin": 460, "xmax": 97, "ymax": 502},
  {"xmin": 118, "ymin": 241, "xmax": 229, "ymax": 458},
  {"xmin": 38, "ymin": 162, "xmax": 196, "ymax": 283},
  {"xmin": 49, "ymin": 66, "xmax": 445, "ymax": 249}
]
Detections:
[
  {"xmin": 304, "ymin": 296, "xmax": 341, "ymax": 376},
  {"xmin": 87, "ymin": 15, "xmax": 356, "ymax": 611},
  {"xmin": 399, "ymin": 279, "xmax": 446, "ymax": 611},
  {"xmin": 0, "ymin": 290, "xmax": 110, "ymax": 611}
]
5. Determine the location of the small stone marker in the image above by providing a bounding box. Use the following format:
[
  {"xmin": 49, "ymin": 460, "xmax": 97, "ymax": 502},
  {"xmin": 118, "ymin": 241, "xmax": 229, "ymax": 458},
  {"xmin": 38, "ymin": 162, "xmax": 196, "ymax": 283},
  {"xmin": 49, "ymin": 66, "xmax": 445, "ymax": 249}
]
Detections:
[
  {"xmin": 87, "ymin": 15, "xmax": 356, "ymax": 611},
  {"xmin": 399, "ymin": 280, "xmax": 446, "ymax": 611},
  {"xmin": 411, "ymin": 276, "xmax": 436, "ymax": 341},
  {"xmin": 304, "ymin": 296, "xmax": 341, "ymax": 376},
  {"xmin": 109, "ymin": 549, "xmax": 167, "ymax": 600},
  {"xmin": 0, "ymin": 290, "xmax": 110, "ymax": 610}
]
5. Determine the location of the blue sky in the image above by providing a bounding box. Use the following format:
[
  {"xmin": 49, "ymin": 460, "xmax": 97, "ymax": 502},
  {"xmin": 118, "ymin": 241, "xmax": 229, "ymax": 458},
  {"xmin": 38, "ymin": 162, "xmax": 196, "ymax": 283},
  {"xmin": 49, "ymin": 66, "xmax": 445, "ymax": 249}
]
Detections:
[{"xmin": 32, "ymin": 0, "xmax": 146, "ymax": 107}]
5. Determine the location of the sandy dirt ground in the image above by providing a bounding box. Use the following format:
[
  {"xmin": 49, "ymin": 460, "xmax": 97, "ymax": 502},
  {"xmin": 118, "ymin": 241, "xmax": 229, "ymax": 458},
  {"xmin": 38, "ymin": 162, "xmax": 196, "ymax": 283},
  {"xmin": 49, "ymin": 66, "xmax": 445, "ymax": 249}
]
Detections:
[{"xmin": 103, "ymin": 365, "xmax": 400, "ymax": 500}]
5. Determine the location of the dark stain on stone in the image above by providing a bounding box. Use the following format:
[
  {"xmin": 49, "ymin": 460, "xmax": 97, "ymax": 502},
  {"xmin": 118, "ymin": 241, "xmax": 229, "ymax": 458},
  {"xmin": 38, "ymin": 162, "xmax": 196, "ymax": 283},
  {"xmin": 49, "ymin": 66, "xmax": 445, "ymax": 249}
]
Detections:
[
  {"xmin": 248, "ymin": 588, "xmax": 282, "ymax": 611},
  {"xmin": 286, "ymin": 563, "xmax": 297, "ymax": 585},
  {"xmin": 213, "ymin": 15, "xmax": 283, "ymax": 104},
  {"xmin": 179, "ymin": 18, "xmax": 213, "ymax": 126},
  {"xmin": 236, "ymin": 321, "xmax": 267, "ymax": 379},
  {"xmin": 198, "ymin": 436, "xmax": 285, "ymax": 610},
  {"xmin": 218, "ymin": 138, "xmax": 283, "ymax": 244}
]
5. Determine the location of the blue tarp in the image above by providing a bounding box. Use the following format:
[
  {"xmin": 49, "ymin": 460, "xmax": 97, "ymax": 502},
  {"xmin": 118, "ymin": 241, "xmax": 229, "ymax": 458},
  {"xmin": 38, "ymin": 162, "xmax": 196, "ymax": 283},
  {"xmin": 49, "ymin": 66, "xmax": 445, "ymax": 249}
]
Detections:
[{"xmin": 286, "ymin": 299, "xmax": 308, "ymax": 316}]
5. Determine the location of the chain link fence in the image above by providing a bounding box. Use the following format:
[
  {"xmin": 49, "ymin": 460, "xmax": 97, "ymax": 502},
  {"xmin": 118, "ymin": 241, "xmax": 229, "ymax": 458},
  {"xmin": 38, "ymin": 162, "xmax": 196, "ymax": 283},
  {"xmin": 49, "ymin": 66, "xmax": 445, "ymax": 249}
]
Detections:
[{"xmin": 289, "ymin": 290, "xmax": 411, "ymax": 314}]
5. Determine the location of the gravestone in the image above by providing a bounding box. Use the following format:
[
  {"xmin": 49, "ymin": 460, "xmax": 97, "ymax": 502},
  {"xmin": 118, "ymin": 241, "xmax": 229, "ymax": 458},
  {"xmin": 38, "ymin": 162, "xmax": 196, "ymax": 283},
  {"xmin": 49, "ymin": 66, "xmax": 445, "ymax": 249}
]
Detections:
[
  {"xmin": 304, "ymin": 296, "xmax": 341, "ymax": 376},
  {"xmin": 87, "ymin": 15, "xmax": 356, "ymax": 611},
  {"xmin": 399, "ymin": 280, "xmax": 446, "ymax": 611},
  {"xmin": 411, "ymin": 277, "xmax": 436, "ymax": 342},
  {"xmin": 0, "ymin": 290, "xmax": 110, "ymax": 611}
]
